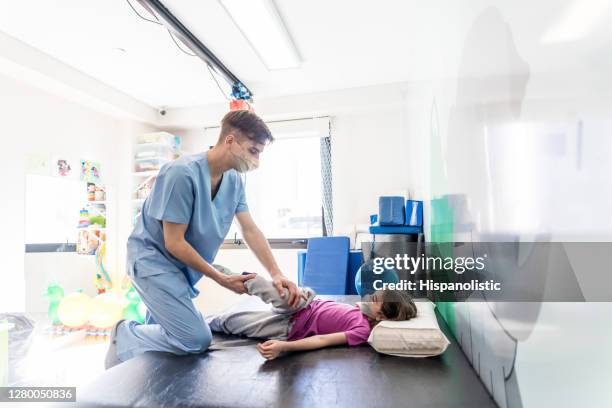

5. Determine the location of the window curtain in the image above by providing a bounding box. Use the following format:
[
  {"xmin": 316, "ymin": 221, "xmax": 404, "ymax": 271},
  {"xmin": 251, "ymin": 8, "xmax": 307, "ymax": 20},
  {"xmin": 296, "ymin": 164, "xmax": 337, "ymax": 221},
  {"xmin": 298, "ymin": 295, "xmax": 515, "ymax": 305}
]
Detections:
[{"xmin": 320, "ymin": 132, "xmax": 333, "ymax": 236}]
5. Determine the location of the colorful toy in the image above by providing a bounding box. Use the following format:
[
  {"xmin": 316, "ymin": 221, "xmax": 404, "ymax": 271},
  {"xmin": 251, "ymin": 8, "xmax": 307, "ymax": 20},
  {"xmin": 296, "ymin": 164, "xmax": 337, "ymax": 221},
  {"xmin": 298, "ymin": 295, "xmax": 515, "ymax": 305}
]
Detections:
[
  {"xmin": 89, "ymin": 215, "xmax": 106, "ymax": 228},
  {"xmin": 78, "ymin": 208, "xmax": 90, "ymax": 228},
  {"xmin": 57, "ymin": 291, "xmax": 92, "ymax": 327},
  {"xmin": 89, "ymin": 293, "xmax": 125, "ymax": 329},
  {"xmin": 45, "ymin": 274, "xmax": 143, "ymax": 335},
  {"xmin": 123, "ymin": 287, "xmax": 146, "ymax": 323},
  {"xmin": 87, "ymin": 183, "xmax": 96, "ymax": 201},
  {"xmin": 81, "ymin": 201, "xmax": 106, "ymax": 231},
  {"xmin": 77, "ymin": 230, "xmax": 101, "ymax": 255},
  {"xmin": 45, "ymin": 283, "xmax": 65, "ymax": 325},
  {"xmin": 94, "ymin": 241, "xmax": 112, "ymax": 293}
]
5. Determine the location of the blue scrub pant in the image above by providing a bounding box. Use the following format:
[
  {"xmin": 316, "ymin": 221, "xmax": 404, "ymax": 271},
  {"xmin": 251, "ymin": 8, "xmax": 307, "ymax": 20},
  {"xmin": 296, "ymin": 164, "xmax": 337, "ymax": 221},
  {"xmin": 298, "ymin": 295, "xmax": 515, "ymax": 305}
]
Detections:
[{"xmin": 115, "ymin": 270, "xmax": 212, "ymax": 363}]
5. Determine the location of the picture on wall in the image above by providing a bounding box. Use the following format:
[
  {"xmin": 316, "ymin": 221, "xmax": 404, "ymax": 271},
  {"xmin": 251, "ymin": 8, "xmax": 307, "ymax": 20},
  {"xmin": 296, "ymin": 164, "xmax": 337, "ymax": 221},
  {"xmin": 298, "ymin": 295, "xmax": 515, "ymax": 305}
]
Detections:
[
  {"xmin": 80, "ymin": 160, "xmax": 101, "ymax": 184},
  {"xmin": 25, "ymin": 153, "xmax": 50, "ymax": 176},
  {"xmin": 53, "ymin": 158, "xmax": 72, "ymax": 177}
]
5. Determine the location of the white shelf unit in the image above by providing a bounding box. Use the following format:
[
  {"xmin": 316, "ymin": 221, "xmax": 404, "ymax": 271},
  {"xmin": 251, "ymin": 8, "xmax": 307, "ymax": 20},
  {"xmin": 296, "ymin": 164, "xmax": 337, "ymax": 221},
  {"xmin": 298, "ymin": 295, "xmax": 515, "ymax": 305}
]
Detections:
[
  {"xmin": 77, "ymin": 197, "xmax": 107, "ymax": 255},
  {"xmin": 131, "ymin": 132, "xmax": 182, "ymax": 223}
]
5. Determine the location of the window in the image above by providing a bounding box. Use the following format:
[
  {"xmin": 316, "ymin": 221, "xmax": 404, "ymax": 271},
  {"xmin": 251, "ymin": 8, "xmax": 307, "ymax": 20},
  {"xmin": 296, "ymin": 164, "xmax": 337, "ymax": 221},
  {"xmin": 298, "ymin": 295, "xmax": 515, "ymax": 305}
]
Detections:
[
  {"xmin": 222, "ymin": 118, "xmax": 332, "ymax": 246},
  {"xmin": 25, "ymin": 175, "xmax": 85, "ymax": 245}
]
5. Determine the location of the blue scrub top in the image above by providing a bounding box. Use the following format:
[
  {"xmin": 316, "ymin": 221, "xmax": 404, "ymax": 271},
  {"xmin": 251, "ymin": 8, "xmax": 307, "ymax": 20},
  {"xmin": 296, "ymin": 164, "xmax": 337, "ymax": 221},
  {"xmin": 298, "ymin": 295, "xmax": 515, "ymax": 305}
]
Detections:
[{"xmin": 127, "ymin": 152, "xmax": 248, "ymax": 297}]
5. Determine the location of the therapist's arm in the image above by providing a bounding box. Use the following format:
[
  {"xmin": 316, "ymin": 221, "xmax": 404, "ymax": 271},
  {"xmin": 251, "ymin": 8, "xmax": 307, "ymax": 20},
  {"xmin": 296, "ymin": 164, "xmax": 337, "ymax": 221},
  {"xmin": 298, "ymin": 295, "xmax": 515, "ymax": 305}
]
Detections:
[
  {"xmin": 162, "ymin": 220, "xmax": 254, "ymax": 294},
  {"xmin": 235, "ymin": 211, "xmax": 303, "ymax": 308}
]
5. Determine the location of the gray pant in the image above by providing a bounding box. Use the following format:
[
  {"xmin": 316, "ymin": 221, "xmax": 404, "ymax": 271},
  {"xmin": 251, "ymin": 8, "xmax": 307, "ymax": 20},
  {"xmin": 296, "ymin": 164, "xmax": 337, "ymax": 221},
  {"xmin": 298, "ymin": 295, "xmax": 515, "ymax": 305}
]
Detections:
[{"xmin": 206, "ymin": 272, "xmax": 315, "ymax": 340}]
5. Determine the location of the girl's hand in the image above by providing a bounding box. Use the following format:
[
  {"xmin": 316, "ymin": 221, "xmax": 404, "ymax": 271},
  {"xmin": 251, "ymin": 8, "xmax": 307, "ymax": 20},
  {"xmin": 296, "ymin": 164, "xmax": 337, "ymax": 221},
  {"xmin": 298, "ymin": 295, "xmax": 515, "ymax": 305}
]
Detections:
[{"xmin": 257, "ymin": 340, "xmax": 286, "ymax": 360}]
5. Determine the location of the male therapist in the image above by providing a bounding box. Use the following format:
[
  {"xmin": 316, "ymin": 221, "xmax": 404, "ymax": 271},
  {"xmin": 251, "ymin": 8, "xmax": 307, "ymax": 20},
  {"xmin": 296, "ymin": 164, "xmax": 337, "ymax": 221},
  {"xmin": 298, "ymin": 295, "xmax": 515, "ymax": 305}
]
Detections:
[{"xmin": 106, "ymin": 110, "xmax": 302, "ymax": 368}]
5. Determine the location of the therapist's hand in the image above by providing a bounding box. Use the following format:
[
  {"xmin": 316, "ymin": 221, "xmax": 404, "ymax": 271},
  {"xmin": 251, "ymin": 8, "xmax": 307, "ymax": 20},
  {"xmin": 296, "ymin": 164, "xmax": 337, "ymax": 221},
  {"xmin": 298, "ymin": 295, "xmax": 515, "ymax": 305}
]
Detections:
[
  {"xmin": 219, "ymin": 273, "xmax": 256, "ymax": 294},
  {"xmin": 272, "ymin": 276, "xmax": 304, "ymax": 308}
]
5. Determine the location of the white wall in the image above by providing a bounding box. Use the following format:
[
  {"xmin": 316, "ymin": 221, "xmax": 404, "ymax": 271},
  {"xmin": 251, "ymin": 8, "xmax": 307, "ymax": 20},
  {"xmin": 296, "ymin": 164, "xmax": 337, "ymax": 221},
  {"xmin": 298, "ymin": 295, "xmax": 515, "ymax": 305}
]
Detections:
[
  {"xmin": 330, "ymin": 108, "xmax": 410, "ymax": 233},
  {"xmin": 194, "ymin": 249, "xmax": 300, "ymax": 315},
  {"xmin": 0, "ymin": 72, "xmax": 152, "ymax": 313}
]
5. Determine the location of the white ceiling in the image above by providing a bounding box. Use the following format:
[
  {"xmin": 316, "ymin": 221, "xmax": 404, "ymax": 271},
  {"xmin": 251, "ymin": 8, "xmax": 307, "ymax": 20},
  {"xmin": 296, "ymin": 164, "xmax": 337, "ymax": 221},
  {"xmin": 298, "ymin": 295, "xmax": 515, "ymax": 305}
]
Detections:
[{"xmin": 0, "ymin": 0, "xmax": 610, "ymax": 109}]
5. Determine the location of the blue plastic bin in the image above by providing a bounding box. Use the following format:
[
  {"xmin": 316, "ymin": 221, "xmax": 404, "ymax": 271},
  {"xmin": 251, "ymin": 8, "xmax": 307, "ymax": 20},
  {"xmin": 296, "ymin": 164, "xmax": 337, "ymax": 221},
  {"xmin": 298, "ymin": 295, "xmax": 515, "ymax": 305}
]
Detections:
[
  {"xmin": 379, "ymin": 196, "xmax": 405, "ymax": 225},
  {"xmin": 405, "ymin": 200, "xmax": 423, "ymax": 227}
]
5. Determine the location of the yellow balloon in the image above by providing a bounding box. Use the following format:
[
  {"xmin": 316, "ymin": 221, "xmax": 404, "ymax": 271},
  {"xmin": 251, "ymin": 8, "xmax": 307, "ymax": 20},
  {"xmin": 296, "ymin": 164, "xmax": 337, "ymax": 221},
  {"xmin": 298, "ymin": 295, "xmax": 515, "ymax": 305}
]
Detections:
[
  {"xmin": 89, "ymin": 293, "xmax": 125, "ymax": 329},
  {"xmin": 57, "ymin": 292, "xmax": 92, "ymax": 327}
]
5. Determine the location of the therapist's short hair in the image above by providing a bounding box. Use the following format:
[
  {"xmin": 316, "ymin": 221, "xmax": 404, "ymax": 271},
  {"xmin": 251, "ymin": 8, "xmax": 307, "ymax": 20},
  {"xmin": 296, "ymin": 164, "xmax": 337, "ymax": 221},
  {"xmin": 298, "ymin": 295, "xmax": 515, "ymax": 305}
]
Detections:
[{"xmin": 219, "ymin": 111, "xmax": 274, "ymax": 145}]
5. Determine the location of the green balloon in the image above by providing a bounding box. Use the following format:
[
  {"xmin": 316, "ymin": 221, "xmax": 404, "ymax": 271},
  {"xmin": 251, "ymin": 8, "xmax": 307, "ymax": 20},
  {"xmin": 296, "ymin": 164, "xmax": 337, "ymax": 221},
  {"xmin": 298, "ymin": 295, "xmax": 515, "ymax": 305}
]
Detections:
[
  {"xmin": 123, "ymin": 287, "xmax": 145, "ymax": 324},
  {"xmin": 45, "ymin": 283, "xmax": 64, "ymax": 325}
]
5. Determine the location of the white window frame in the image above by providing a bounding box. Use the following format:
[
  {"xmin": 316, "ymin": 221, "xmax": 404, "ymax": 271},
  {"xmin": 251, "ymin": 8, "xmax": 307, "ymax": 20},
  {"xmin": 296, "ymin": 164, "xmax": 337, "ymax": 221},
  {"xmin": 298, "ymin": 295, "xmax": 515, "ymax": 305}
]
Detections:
[{"xmin": 204, "ymin": 117, "xmax": 331, "ymax": 249}]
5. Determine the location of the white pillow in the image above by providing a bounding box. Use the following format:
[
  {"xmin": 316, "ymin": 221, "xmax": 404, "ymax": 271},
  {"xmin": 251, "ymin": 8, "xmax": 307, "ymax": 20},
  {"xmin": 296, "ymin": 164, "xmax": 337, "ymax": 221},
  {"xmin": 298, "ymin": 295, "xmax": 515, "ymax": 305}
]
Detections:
[{"xmin": 367, "ymin": 299, "xmax": 450, "ymax": 357}]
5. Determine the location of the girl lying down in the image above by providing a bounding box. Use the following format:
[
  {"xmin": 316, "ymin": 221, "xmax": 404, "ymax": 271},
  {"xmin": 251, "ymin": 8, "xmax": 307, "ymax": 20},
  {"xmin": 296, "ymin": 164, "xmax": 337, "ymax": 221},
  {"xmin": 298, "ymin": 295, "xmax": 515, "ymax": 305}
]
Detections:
[{"xmin": 206, "ymin": 269, "xmax": 417, "ymax": 360}]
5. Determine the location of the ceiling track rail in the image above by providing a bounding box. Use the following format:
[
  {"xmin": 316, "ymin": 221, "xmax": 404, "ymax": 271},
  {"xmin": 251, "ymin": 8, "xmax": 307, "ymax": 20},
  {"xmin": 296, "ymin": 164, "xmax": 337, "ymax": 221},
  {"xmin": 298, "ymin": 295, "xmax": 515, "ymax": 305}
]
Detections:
[{"xmin": 135, "ymin": 0, "xmax": 253, "ymax": 100}]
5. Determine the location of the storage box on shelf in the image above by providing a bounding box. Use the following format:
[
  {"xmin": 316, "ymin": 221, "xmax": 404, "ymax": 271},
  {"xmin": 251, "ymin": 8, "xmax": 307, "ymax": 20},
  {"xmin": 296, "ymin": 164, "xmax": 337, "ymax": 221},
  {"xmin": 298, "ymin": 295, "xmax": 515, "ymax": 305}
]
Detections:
[
  {"xmin": 137, "ymin": 132, "xmax": 181, "ymax": 147},
  {"xmin": 133, "ymin": 135, "xmax": 179, "ymax": 172},
  {"xmin": 134, "ymin": 142, "xmax": 175, "ymax": 158}
]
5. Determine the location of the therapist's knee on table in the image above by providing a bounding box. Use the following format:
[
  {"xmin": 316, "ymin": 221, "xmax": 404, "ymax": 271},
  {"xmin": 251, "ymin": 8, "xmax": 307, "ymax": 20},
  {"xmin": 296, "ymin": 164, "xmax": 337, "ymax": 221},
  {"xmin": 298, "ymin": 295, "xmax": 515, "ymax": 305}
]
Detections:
[{"xmin": 176, "ymin": 322, "xmax": 212, "ymax": 353}]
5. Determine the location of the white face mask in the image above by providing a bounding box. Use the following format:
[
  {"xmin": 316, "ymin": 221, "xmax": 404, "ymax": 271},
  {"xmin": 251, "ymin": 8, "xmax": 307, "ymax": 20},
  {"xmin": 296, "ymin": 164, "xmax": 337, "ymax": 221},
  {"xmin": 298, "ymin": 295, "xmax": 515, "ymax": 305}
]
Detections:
[
  {"xmin": 356, "ymin": 302, "xmax": 375, "ymax": 319},
  {"xmin": 231, "ymin": 142, "xmax": 259, "ymax": 173}
]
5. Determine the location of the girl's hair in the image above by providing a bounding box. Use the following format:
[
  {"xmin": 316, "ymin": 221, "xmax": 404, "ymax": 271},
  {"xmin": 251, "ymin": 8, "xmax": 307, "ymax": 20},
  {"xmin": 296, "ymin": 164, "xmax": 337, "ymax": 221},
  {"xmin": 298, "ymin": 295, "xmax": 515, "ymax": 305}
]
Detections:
[{"xmin": 372, "ymin": 290, "xmax": 418, "ymax": 321}]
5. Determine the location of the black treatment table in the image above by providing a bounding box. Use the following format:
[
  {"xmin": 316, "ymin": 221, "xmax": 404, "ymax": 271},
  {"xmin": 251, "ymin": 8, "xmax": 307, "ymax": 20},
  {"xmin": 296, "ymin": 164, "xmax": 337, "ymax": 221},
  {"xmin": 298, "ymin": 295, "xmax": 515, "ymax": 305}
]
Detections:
[{"xmin": 76, "ymin": 296, "xmax": 496, "ymax": 408}]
